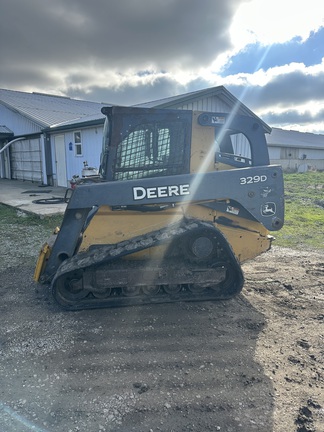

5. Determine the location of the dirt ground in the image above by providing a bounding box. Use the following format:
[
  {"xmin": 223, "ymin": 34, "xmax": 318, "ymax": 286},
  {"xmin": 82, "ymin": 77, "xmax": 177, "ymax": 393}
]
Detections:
[{"xmin": 0, "ymin": 242, "xmax": 323, "ymax": 431}]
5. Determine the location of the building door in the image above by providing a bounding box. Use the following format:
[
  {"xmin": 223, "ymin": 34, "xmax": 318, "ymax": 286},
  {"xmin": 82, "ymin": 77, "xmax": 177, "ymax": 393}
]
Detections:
[
  {"xmin": 54, "ymin": 135, "xmax": 68, "ymax": 187},
  {"xmin": 10, "ymin": 138, "xmax": 42, "ymax": 182}
]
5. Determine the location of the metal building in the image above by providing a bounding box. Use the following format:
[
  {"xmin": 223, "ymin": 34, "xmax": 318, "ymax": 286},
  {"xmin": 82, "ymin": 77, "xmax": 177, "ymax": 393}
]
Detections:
[
  {"xmin": 0, "ymin": 89, "xmax": 106, "ymax": 185},
  {"xmin": 266, "ymin": 127, "xmax": 324, "ymax": 172}
]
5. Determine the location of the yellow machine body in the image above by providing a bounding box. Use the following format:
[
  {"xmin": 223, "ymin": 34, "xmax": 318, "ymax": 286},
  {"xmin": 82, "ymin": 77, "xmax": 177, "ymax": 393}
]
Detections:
[{"xmin": 80, "ymin": 204, "xmax": 271, "ymax": 263}]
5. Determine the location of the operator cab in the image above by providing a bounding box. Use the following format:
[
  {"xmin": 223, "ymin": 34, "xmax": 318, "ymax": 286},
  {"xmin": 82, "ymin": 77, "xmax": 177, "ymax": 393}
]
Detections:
[{"xmin": 99, "ymin": 107, "xmax": 270, "ymax": 181}]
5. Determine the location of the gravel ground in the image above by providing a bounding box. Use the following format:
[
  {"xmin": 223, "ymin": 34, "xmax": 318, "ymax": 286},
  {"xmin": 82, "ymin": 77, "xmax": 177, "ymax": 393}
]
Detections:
[{"xmin": 0, "ymin": 210, "xmax": 323, "ymax": 432}]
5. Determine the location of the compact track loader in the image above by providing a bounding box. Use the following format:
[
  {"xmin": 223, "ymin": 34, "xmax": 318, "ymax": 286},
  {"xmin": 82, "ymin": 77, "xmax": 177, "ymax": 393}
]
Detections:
[{"xmin": 34, "ymin": 106, "xmax": 284, "ymax": 310}]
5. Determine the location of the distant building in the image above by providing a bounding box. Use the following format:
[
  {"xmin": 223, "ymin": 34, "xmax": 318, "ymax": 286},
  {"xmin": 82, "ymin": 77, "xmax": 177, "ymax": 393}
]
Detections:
[{"xmin": 266, "ymin": 127, "xmax": 324, "ymax": 172}]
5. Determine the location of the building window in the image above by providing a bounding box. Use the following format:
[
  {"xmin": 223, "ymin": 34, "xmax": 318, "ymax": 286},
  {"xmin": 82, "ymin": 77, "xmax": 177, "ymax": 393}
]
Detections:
[{"xmin": 74, "ymin": 131, "xmax": 83, "ymax": 156}]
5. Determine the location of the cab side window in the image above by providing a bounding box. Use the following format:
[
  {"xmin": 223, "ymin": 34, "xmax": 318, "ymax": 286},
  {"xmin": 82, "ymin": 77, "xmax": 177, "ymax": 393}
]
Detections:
[{"xmin": 215, "ymin": 130, "xmax": 252, "ymax": 167}]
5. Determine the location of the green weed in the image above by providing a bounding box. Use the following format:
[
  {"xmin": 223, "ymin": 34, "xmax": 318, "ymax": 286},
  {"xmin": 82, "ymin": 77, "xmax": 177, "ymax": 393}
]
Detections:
[
  {"xmin": 0, "ymin": 204, "xmax": 63, "ymax": 228},
  {"xmin": 274, "ymin": 172, "xmax": 324, "ymax": 250}
]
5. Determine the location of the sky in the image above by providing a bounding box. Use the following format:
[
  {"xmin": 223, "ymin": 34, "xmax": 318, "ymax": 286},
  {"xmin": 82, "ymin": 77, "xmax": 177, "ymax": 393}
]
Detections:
[{"xmin": 1, "ymin": 0, "xmax": 324, "ymax": 134}]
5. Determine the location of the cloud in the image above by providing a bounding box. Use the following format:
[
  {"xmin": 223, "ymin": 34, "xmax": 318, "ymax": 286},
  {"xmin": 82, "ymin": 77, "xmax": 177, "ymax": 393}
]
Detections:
[
  {"xmin": 262, "ymin": 108, "xmax": 324, "ymax": 134},
  {"xmin": 1, "ymin": 0, "xmax": 324, "ymax": 133},
  {"xmin": 227, "ymin": 66, "xmax": 324, "ymax": 110},
  {"xmin": 66, "ymin": 72, "xmax": 215, "ymax": 107},
  {"xmin": 230, "ymin": 0, "xmax": 324, "ymax": 47},
  {"xmin": 0, "ymin": 0, "xmax": 248, "ymax": 103},
  {"xmin": 220, "ymin": 61, "xmax": 324, "ymax": 131},
  {"xmin": 262, "ymin": 108, "xmax": 324, "ymax": 125},
  {"xmin": 222, "ymin": 28, "xmax": 324, "ymax": 75},
  {"xmin": 1, "ymin": 0, "xmax": 241, "ymax": 77}
]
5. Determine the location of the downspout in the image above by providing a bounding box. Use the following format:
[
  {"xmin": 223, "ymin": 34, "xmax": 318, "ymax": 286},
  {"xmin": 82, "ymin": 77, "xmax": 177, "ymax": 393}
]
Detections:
[
  {"xmin": 40, "ymin": 134, "xmax": 47, "ymax": 185},
  {"xmin": 0, "ymin": 137, "xmax": 25, "ymax": 155}
]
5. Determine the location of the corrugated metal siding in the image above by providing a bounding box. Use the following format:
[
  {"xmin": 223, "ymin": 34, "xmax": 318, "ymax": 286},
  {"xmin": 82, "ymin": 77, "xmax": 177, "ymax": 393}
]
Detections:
[
  {"xmin": 10, "ymin": 138, "xmax": 42, "ymax": 182},
  {"xmin": 268, "ymin": 147, "xmax": 281, "ymax": 159},
  {"xmin": 141, "ymin": 87, "xmax": 271, "ymax": 133},
  {"xmin": 171, "ymin": 96, "xmax": 230, "ymax": 113},
  {"xmin": 52, "ymin": 126, "xmax": 103, "ymax": 183},
  {"xmin": 267, "ymin": 127, "xmax": 324, "ymax": 171},
  {"xmin": 231, "ymin": 134, "xmax": 252, "ymax": 159},
  {"xmin": 133, "ymin": 88, "xmax": 228, "ymax": 109},
  {"xmin": 0, "ymin": 104, "xmax": 42, "ymax": 135},
  {"xmin": 136, "ymin": 87, "xmax": 263, "ymax": 118},
  {"xmin": 268, "ymin": 145, "xmax": 324, "ymax": 172}
]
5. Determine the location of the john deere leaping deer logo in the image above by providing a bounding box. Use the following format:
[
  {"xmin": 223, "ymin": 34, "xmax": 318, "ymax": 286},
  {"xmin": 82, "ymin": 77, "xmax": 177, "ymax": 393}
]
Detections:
[{"xmin": 261, "ymin": 202, "xmax": 276, "ymax": 216}]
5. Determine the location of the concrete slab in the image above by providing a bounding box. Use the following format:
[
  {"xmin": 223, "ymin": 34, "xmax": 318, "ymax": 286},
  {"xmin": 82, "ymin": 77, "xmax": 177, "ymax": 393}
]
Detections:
[{"xmin": 0, "ymin": 179, "xmax": 68, "ymax": 217}]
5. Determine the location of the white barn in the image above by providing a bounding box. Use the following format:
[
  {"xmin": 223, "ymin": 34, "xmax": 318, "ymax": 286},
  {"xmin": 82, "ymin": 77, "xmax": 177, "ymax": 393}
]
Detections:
[
  {"xmin": 266, "ymin": 127, "xmax": 324, "ymax": 172},
  {"xmin": 0, "ymin": 89, "xmax": 107, "ymax": 185}
]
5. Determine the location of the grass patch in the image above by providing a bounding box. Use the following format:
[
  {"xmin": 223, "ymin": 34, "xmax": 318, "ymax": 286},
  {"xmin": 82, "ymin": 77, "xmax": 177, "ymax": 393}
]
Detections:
[
  {"xmin": 0, "ymin": 203, "xmax": 63, "ymax": 229},
  {"xmin": 274, "ymin": 172, "xmax": 324, "ymax": 250}
]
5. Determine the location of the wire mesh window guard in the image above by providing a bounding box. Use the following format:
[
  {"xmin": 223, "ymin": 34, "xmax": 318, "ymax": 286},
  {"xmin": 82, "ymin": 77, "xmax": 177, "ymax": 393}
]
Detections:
[{"xmin": 113, "ymin": 121, "xmax": 186, "ymax": 180}]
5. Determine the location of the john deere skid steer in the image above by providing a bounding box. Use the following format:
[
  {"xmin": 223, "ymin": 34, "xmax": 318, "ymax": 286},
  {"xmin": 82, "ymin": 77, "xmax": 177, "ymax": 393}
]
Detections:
[{"xmin": 34, "ymin": 106, "xmax": 284, "ymax": 310}]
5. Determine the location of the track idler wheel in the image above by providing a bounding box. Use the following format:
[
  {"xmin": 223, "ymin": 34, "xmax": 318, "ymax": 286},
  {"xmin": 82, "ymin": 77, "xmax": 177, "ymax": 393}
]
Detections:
[
  {"xmin": 54, "ymin": 271, "xmax": 89, "ymax": 301},
  {"xmin": 181, "ymin": 228, "xmax": 220, "ymax": 264}
]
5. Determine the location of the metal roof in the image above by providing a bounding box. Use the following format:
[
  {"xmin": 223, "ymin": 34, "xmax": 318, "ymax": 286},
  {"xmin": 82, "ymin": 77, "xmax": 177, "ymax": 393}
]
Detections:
[
  {"xmin": 134, "ymin": 86, "xmax": 229, "ymax": 108},
  {"xmin": 267, "ymin": 127, "xmax": 324, "ymax": 149},
  {"xmin": 134, "ymin": 86, "xmax": 271, "ymax": 133},
  {"xmin": 1, "ymin": 87, "xmax": 273, "ymax": 134},
  {"xmin": 48, "ymin": 112, "xmax": 108, "ymax": 130},
  {"xmin": 0, "ymin": 89, "xmax": 107, "ymax": 129}
]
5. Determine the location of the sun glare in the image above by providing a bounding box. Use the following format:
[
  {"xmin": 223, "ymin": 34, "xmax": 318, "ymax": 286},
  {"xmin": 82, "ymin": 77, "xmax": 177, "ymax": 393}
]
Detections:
[{"xmin": 231, "ymin": 0, "xmax": 323, "ymax": 47}]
